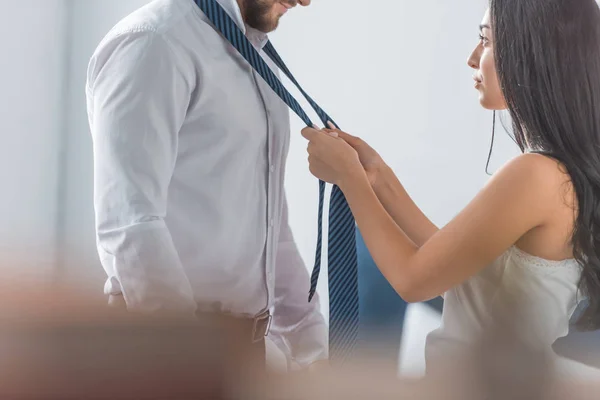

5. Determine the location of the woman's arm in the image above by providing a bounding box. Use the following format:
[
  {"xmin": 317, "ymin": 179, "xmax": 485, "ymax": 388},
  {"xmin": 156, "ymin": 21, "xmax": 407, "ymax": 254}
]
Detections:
[
  {"xmin": 324, "ymin": 126, "xmax": 438, "ymax": 246},
  {"xmin": 338, "ymin": 153, "xmax": 556, "ymax": 303},
  {"xmin": 303, "ymin": 126, "xmax": 560, "ymax": 303},
  {"xmin": 372, "ymin": 164, "xmax": 439, "ymax": 247}
]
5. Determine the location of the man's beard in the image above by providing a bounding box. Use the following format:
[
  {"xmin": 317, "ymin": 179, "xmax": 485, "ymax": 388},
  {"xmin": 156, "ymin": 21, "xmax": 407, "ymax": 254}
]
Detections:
[{"xmin": 242, "ymin": 0, "xmax": 297, "ymax": 33}]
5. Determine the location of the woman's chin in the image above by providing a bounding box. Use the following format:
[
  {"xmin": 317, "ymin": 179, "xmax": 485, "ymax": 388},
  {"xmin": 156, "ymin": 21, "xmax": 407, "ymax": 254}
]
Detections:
[
  {"xmin": 479, "ymin": 99, "xmax": 495, "ymax": 110},
  {"xmin": 478, "ymin": 95, "xmax": 507, "ymax": 111}
]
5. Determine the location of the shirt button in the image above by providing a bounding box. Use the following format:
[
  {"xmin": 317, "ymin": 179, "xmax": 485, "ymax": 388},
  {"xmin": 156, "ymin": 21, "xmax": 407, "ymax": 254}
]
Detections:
[
  {"xmin": 269, "ymin": 164, "xmax": 275, "ymax": 173},
  {"xmin": 269, "ymin": 219, "xmax": 274, "ymax": 228}
]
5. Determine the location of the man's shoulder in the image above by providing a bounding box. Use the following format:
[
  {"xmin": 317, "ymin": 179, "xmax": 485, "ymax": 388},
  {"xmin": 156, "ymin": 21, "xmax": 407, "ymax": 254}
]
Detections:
[
  {"xmin": 98, "ymin": 0, "xmax": 198, "ymax": 47},
  {"xmin": 87, "ymin": 0, "xmax": 204, "ymax": 90}
]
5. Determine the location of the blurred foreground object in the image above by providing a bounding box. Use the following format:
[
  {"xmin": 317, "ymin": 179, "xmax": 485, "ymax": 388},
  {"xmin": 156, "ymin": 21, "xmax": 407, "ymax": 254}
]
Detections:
[
  {"xmin": 0, "ymin": 280, "xmax": 599, "ymax": 399},
  {"xmin": 267, "ymin": 337, "xmax": 600, "ymax": 400},
  {"xmin": 0, "ymin": 281, "xmax": 264, "ymax": 399},
  {"xmin": 267, "ymin": 290, "xmax": 600, "ymax": 400}
]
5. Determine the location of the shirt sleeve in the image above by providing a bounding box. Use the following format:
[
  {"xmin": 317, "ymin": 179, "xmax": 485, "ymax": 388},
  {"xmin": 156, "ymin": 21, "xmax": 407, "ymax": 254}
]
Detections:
[
  {"xmin": 269, "ymin": 194, "xmax": 328, "ymax": 368},
  {"xmin": 87, "ymin": 29, "xmax": 196, "ymax": 315}
]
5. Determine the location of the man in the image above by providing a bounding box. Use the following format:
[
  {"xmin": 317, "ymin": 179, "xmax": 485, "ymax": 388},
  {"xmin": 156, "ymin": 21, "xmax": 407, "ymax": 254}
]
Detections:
[{"xmin": 86, "ymin": 0, "xmax": 326, "ymax": 374}]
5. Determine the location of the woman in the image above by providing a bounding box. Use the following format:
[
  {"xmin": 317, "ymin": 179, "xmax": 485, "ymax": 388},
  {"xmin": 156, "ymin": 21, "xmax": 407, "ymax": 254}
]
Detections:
[{"xmin": 302, "ymin": 0, "xmax": 600, "ymax": 371}]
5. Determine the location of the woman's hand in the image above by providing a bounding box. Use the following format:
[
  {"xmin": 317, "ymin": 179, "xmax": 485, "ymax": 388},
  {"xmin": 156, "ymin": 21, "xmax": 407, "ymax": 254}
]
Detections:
[
  {"xmin": 323, "ymin": 122, "xmax": 385, "ymax": 187},
  {"xmin": 301, "ymin": 126, "xmax": 366, "ymax": 189}
]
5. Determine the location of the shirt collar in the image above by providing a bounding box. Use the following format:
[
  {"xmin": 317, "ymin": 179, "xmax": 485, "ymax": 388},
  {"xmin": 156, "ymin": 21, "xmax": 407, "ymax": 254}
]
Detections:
[{"xmin": 214, "ymin": 0, "xmax": 270, "ymax": 49}]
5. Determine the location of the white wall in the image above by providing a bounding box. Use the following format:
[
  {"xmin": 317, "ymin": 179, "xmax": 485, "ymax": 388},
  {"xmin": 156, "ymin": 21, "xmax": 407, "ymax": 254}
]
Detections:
[
  {"xmin": 33, "ymin": 0, "xmax": 521, "ymax": 297},
  {"xmin": 0, "ymin": 0, "xmax": 68, "ymax": 279}
]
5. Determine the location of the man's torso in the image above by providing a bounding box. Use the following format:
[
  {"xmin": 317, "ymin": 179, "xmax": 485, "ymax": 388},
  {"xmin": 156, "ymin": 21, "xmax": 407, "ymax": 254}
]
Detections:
[{"xmin": 89, "ymin": 0, "xmax": 291, "ymax": 316}]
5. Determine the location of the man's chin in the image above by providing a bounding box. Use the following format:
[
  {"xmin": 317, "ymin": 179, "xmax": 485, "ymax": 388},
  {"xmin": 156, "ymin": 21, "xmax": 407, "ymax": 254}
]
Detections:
[
  {"xmin": 258, "ymin": 20, "xmax": 280, "ymax": 33},
  {"xmin": 265, "ymin": 13, "xmax": 283, "ymax": 32}
]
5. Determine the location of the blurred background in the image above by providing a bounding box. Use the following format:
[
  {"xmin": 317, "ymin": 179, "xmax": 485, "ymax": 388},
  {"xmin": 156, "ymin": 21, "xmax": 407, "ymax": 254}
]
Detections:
[{"xmin": 2, "ymin": 0, "xmax": 598, "ymax": 379}]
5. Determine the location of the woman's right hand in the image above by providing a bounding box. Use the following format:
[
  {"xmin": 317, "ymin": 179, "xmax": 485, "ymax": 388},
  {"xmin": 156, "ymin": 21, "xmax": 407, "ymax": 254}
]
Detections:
[{"xmin": 324, "ymin": 121, "xmax": 386, "ymax": 187}]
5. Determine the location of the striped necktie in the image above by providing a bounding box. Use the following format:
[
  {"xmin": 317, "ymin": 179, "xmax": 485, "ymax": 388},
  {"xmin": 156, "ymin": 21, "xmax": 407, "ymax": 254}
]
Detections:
[{"xmin": 195, "ymin": 0, "xmax": 359, "ymax": 363}]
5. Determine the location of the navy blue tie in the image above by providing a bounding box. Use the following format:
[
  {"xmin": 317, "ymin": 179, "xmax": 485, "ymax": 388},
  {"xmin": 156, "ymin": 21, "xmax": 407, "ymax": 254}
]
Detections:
[{"xmin": 195, "ymin": 0, "xmax": 359, "ymax": 363}]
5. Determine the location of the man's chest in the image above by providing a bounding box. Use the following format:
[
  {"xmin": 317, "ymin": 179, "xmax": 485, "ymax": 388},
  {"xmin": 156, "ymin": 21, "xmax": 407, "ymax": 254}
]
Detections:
[
  {"xmin": 180, "ymin": 44, "xmax": 290, "ymax": 161},
  {"xmin": 170, "ymin": 37, "xmax": 291, "ymax": 186}
]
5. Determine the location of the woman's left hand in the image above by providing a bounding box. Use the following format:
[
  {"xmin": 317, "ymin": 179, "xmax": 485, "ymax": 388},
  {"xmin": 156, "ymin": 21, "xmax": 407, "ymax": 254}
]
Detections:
[{"xmin": 301, "ymin": 126, "xmax": 365, "ymax": 188}]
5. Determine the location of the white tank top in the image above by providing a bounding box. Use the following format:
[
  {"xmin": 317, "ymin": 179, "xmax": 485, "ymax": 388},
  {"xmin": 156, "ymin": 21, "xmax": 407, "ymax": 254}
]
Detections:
[{"xmin": 425, "ymin": 245, "xmax": 582, "ymax": 370}]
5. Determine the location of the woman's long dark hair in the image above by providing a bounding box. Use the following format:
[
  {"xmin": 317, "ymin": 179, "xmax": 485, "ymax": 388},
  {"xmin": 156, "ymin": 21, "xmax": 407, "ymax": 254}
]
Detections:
[{"xmin": 490, "ymin": 0, "xmax": 600, "ymax": 330}]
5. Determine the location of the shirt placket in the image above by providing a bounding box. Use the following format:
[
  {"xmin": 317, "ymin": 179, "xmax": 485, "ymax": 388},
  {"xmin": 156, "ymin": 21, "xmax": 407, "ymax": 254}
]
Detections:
[{"xmin": 251, "ymin": 66, "xmax": 276, "ymax": 313}]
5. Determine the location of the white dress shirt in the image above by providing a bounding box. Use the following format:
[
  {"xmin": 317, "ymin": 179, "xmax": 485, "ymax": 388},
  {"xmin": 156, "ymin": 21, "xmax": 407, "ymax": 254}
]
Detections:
[{"xmin": 86, "ymin": 0, "xmax": 327, "ymax": 367}]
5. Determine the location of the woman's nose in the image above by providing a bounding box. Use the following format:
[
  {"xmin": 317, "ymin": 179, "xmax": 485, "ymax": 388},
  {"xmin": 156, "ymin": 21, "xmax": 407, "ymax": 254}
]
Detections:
[{"xmin": 467, "ymin": 46, "xmax": 480, "ymax": 70}]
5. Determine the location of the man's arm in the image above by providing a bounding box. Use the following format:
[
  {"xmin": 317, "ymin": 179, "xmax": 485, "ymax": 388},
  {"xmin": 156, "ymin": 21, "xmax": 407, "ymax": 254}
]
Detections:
[
  {"xmin": 87, "ymin": 29, "xmax": 196, "ymax": 314},
  {"xmin": 269, "ymin": 194, "xmax": 328, "ymax": 369}
]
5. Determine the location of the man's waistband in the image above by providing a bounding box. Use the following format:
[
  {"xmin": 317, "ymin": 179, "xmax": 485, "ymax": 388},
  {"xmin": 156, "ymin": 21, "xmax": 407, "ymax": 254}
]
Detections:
[{"xmin": 195, "ymin": 308, "xmax": 272, "ymax": 343}]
